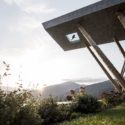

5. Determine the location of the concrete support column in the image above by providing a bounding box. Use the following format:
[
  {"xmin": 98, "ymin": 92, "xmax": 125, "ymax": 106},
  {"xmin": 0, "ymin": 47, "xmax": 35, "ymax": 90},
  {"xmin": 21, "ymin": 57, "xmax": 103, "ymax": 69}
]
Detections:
[
  {"xmin": 78, "ymin": 24, "xmax": 125, "ymax": 91},
  {"xmin": 117, "ymin": 12, "xmax": 125, "ymax": 30},
  {"xmin": 114, "ymin": 37, "xmax": 125, "ymax": 59},
  {"xmin": 114, "ymin": 37, "xmax": 125, "ymax": 77},
  {"xmin": 82, "ymin": 39, "xmax": 122, "ymax": 92},
  {"xmin": 121, "ymin": 61, "xmax": 125, "ymax": 76},
  {"xmin": 117, "ymin": 12, "xmax": 125, "ymax": 78}
]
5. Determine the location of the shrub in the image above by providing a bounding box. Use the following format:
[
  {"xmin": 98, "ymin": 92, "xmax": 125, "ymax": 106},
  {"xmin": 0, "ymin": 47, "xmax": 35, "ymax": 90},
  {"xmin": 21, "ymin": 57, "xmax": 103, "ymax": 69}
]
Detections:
[
  {"xmin": 38, "ymin": 97, "xmax": 61, "ymax": 125},
  {"xmin": 70, "ymin": 112, "xmax": 82, "ymax": 119},
  {"xmin": 66, "ymin": 95, "xmax": 73, "ymax": 101},
  {"xmin": 101, "ymin": 91, "xmax": 124, "ymax": 108},
  {"xmin": 0, "ymin": 89, "xmax": 7, "ymax": 125},
  {"xmin": 0, "ymin": 88, "xmax": 43, "ymax": 125},
  {"xmin": 12, "ymin": 101, "xmax": 42, "ymax": 125},
  {"xmin": 57, "ymin": 104, "xmax": 72, "ymax": 122},
  {"xmin": 71, "ymin": 95, "xmax": 101, "ymax": 114}
]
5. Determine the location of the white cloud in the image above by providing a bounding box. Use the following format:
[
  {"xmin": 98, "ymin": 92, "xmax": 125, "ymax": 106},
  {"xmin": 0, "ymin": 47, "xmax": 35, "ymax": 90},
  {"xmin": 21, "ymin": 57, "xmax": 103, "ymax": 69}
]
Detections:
[
  {"xmin": 8, "ymin": 16, "xmax": 40, "ymax": 32},
  {"xmin": 1, "ymin": 0, "xmax": 57, "ymax": 57},
  {"xmin": 3, "ymin": 0, "xmax": 24, "ymax": 5},
  {"xmin": 3, "ymin": 0, "xmax": 56, "ymax": 14},
  {"xmin": 22, "ymin": 3, "xmax": 56, "ymax": 14}
]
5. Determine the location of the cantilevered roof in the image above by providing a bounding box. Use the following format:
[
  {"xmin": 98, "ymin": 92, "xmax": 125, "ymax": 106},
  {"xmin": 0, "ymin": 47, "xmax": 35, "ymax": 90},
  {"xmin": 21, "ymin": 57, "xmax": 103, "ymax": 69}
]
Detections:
[{"xmin": 42, "ymin": 0, "xmax": 125, "ymax": 51}]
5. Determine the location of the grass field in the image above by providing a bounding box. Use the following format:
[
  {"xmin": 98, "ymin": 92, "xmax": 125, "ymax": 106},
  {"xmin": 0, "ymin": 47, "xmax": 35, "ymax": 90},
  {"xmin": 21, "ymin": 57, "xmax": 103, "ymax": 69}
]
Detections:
[{"xmin": 59, "ymin": 103, "xmax": 125, "ymax": 125}]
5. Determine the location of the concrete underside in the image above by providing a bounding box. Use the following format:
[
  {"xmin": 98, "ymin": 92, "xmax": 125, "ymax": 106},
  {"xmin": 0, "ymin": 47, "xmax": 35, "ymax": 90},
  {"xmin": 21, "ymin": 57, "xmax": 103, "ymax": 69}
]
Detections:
[{"xmin": 43, "ymin": 0, "xmax": 125, "ymax": 51}]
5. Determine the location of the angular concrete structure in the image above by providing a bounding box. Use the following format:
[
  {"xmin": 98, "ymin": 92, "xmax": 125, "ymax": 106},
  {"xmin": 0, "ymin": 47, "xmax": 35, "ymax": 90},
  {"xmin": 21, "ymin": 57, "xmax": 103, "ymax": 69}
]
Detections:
[
  {"xmin": 42, "ymin": 0, "xmax": 125, "ymax": 92},
  {"xmin": 43, "ymin": 0, "xmax": 125, "ymax": 51}
]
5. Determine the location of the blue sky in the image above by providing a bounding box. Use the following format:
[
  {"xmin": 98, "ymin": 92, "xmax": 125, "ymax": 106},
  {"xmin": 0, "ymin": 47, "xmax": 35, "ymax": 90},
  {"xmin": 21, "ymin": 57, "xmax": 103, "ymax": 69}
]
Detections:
[{"xmin": 0, "ymin": 0, "xmax": 125, "ymax": 89}]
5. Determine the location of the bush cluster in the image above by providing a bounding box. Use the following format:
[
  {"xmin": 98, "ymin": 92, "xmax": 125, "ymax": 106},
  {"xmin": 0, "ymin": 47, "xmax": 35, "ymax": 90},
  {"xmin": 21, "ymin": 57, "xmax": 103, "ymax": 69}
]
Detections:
[
  {"xmin": 38, "ymin": 97, "xmax": 60, "ymax": 124},
  {"xmin": 0, "ymin": 87, "xmax": 101, "ymax": 125},
  {"xmin": 71, "ymin": 95, "xmax": 101, "ymax": 114},
  {"xmin": 101, "ymin": 91, "xmax": 124, "ymax": 108},
  {"xmin": 0, "ymin": 62, "xmax": 101, "ymax": 125},
  {"xmin": 0, "ymin": 89, "xmax": 42, "ymax": 125},
  {"xmin": 37, "ymin": 95, "xmax": 101, "ymax": 125},
  {"xmin": 0, "ymin": 61, "xmax": 124, "ymax": 125},
  {"xmin": 1, "ymin": 88, "xmax": 125, "ymax": 125}
]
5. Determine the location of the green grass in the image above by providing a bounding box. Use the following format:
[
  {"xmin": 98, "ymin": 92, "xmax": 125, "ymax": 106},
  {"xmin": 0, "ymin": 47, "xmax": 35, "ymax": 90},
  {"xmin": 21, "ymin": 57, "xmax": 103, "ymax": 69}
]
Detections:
[{"xmin": 59, "ymin": 103, "xmax": 125, "ymax": 125}]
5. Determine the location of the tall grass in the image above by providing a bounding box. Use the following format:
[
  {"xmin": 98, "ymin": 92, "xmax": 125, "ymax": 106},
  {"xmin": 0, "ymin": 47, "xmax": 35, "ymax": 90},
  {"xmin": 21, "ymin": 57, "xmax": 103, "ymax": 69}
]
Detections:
[{"xmin": 59, "ymin": 103, "xmax": 125, "ymax": 125}]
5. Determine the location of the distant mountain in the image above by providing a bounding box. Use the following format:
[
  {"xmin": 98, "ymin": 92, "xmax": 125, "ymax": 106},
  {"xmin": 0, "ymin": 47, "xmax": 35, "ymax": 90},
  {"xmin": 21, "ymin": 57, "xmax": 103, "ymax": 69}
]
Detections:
[
  {"xmin": 84, "ymin": 80, "xmax": 114, "ymax": 99},
  {"xmin": 41, "ymin": 81, "xmax": 83, "ymax": 100},
  {"xmin": 0, "ymin": 80, "xmax": 115, "ymax": 100},
  {"xmin": 41, "ymin": 80, "xmax": 114, "ymax": 99}
]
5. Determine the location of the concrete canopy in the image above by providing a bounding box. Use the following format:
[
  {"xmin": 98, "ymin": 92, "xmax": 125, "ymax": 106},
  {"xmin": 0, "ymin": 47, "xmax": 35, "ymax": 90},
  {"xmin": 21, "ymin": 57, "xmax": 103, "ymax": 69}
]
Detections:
[{"xmin": 42, "ymin": 0, "xmax": 125, "ymax": 51}]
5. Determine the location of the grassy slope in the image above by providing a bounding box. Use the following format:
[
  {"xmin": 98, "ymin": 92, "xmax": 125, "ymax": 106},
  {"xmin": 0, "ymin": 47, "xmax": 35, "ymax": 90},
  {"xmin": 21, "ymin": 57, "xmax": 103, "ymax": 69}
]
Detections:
[{"xmin": 60, "ymin": 103, "xmax": 125, "ymax": 125}]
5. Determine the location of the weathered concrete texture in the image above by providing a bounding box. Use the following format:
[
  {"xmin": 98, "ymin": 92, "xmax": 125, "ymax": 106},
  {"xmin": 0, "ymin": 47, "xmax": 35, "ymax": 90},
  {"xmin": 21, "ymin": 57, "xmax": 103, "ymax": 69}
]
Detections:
[{"xmin": 42, "ymin": 0, "xmax": 125, "ymax": 51}]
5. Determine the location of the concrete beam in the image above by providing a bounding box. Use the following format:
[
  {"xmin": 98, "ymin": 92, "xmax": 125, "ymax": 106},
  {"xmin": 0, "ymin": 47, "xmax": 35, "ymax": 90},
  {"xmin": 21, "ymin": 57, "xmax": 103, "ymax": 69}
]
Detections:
[
  {"xmin": 78, "ymin": 24, "xmax": 125, "ymax": 91},
  {"xmin": 121, "ymin": 61, "xmax": 125, "ymax": 76},
  {"xmin": 117, "ymin": 12, "xmax": 125, "ymax": 30},
  {"xmin": 114, "ymin": 37, "xmax": 125, "ymax": 59},
  {"xmin": 82, "ymin": 39, "xmax": 122, "ymax": 92}
]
